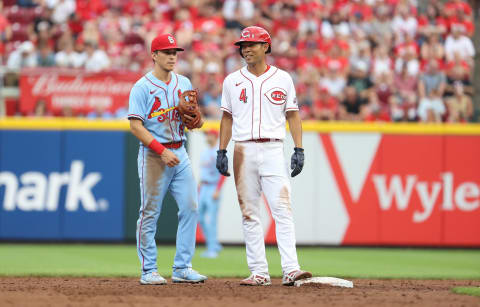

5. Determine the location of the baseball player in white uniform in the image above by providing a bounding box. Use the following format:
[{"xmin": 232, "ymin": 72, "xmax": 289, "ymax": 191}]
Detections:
[{"xmin": 216, "ymin": 26, "xmax": 312, "ymax": 286}]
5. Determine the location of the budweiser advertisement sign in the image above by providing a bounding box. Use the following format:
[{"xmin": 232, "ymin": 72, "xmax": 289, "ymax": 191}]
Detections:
[
  {"xmin": 189, "ymin": 132, "xmax": 480, "ymax": 247},
  {"xmin": 20, "ymin": 68, "xmax": 142, "ymax": 115}
]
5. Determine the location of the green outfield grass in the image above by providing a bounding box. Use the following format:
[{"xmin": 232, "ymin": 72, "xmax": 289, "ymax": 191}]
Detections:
[
  {"xmin": 0, "ymin": 244, "xmax": 479, "ymax": 279},
  {"xmin": 452, "ymin": 287, "xmax": 480, "ymax": 297}
]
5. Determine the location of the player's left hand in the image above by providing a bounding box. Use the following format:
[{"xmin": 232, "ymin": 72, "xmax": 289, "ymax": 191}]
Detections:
[
  {"xmin": 213, "ymin": 190, "xmax": 220, "ymax": 200},
  {"xmin": 178, "ymin": 89, "xmax": 203, "ymax": 129},
  {"xmin": 183, "ymin": 112, "xmax": 203, "ymax": 130},
  {"xmin": 216, "ymin": 149, "xmax": 230, "ymax": 176},
  {"xmin": 290, "ymin": 147, "xmax": 304, "ymax": 177}
]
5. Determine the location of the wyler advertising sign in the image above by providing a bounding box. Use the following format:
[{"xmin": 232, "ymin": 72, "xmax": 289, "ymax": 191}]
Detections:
[
  {"xmin": 320, "ymin": 134, "xmax": 480, "ymax": 246},
  {"xmin": 0, "ymin": 130, "xmax": 125, "ymax": 240}
]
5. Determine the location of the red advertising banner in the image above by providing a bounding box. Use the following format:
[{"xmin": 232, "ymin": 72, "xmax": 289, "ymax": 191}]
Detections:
[
  {"xmin": 443, "ymin": 136, "xmax": 480, "ymax": 246},
  {"xmin": 319, "ymin": 134, "xmax": 480, "ymax": 247},
  {"xmin": 19, "ymin": 68, "xmax": 143, "ymax": 115}
]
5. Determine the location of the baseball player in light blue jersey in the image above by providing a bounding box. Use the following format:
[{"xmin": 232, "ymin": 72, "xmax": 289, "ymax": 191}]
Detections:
[
  {"xmin": 128, "ymin": 34, "xmax": 207, "ymax": 285},
  {"xmin": 198, "ymin": 129, "xmax": 225, "ymax": 258}
]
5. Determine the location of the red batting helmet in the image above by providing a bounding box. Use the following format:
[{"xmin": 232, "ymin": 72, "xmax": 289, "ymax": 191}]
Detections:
[
  {"xmin": 151, "ymin": 34, "xmax": 184, "ymax": 53},
  {"xmin": 234, "ymin": 26, "xmax": 272, "ymax": 54}
]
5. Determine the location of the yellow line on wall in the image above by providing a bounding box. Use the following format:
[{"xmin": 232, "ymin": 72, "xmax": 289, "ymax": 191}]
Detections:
[
  {"xmin": 0, "ymin": 118, "xmax": 130, "ymax": 131},
  {"xmin": 202, "ymin": 121, "xmax": 480, "ymax": 135},
  {"xmin": 1, "ymin": 118, "xmax": 480, "ymax": 135},
  {"xmin": 300, "ymin": 121, "xmax": 480, "ymax": 135}
]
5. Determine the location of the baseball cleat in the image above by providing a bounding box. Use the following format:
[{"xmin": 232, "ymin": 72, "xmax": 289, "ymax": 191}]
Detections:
[
  {"xmin": 140, "ymin": 272, "xmax": 167, "ymax": 285},
  {"xmin": 240, "ymin": 274, "xmax": 272, "ymax": 286},
  {"xmin": 172, "ymin": 268, "xmax": 207, "ymax": 283},
  {"xmin": 213, "ymin": 243, "xmax": 223, "ymax": 253},
  {"xmin": 282, "ymin": 270, "xmax": 313, "ymax": 286}
]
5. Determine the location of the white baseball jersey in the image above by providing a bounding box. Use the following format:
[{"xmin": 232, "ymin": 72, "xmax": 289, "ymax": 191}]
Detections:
[{"xmin": 221, "ymin": 65, "xmax": 299, "ymax": 141}]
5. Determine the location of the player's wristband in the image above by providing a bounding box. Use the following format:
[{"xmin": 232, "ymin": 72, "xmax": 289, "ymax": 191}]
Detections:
[{"xmin": 148, "ymin": 139, "xmax": 165, "ymax": 155}]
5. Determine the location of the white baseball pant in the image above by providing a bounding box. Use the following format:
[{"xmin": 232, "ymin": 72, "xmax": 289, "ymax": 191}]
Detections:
[{"xmin": 233, "ymin": 141, "xmax": 300, "ymax": 276}]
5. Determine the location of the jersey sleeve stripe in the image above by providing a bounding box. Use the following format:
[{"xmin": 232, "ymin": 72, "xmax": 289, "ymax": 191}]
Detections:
[
  {"xmin": 286, "ymin": 107, "xmax": 299, "ymax": 112},
  {"xmin": 220, "ymin": 107, "xmax": 232, "ymax": 114},
  {"xmin": 128, "ymin": 114, "xmax": 145, "ymax": 121}
]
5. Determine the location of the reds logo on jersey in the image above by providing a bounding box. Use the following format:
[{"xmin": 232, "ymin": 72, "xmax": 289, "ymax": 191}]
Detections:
[
  {"xmin": 271, "ymin": 91, "xmax": 286, "ymax": 101},
  {"xmin": 264, "ymin": 87, "xmax": 287, "ymax": 105}
]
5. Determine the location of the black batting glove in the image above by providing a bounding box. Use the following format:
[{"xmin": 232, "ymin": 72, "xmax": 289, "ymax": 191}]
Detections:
[
  {"xmin": 216, "ymin": 149, "xmax": 230, "ymax": 176},
  {"xmin": 290, "ymin": 147, "xmax": 304, "ymax": 177}
]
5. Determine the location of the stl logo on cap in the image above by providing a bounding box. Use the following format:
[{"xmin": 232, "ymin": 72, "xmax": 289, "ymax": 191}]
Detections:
[{"xmin": 168, "ymin": 35, "xmax": 174, "ymax": 44}]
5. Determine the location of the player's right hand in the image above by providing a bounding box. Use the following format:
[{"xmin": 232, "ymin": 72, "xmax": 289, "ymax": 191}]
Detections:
[
  {"xmin": 216, "ymin": 149, "xmax": 230, "ymax": 176},
  {"xmin": 161, "ymin": 149, "xmax": 180, "ymax": 167}
]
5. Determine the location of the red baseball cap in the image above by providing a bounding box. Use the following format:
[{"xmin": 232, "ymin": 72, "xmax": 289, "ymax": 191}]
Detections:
[{"xmin": 151, "ymin": 34, "xmax": 184, "ymax": 53}]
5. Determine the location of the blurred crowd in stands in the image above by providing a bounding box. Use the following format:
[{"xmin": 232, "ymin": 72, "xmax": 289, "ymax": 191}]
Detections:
[{"xmin": 0, "ymin": 0, "xmax": 476, "ymax": 122}]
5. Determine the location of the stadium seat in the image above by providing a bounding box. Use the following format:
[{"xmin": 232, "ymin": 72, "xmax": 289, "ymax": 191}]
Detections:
[
  {"xmin": 4, "ymin": 98, "xmax": 19, "ymax": 116},
  {"xmin": 124, "ymin": 33, "xmax": 145, "ymax": 46},
  {"xmin": 2, "ymin": 0, "xmax": 17, "ymax": 7},
  {"xmin": 6, "ymin": 6, "xmax": 37, "ymax": 25},
  {"xmin": 10, "ymin": 24, "xmax": 29, "ymax": 42}
]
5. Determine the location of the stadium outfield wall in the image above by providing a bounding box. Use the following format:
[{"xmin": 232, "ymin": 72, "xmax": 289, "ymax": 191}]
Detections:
[{"xmin": 0, "ymin": 118, "xmax": 479, "ymax": 246}]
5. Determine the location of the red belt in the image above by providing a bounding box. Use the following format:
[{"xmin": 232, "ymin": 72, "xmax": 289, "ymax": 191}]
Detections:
[
  {"xmin": 162, "ymin": 141, "xmax": 183, "ymax": 149},
  {"xmin": 245, "ymin": 138, "xmax": 282, "ymax": 143}
]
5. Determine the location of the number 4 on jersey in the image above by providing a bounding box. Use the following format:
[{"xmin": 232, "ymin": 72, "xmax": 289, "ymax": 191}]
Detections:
[{"xmin": 239, "ymin": 88, "xmax": 247, "ymax": 104}]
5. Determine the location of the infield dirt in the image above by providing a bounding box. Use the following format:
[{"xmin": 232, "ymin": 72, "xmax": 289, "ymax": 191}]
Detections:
[{"xmin": 0, "ymin": 277, "xmax": 479, "ymax": 306}]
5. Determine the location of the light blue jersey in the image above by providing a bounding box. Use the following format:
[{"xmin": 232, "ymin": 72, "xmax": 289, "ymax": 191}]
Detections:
[
  {"xmin": 128, "ymin": 70, "xmax": 199, "ymax": 277},
  {"xmin": 128, "ymin": 71, "xmax": 192, "ymax": 144}
]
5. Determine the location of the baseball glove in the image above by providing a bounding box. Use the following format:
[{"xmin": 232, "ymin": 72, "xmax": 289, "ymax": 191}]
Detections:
[{"xmin": 177, "ymin": 89, "xmax": 202, "ymax": 130}]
